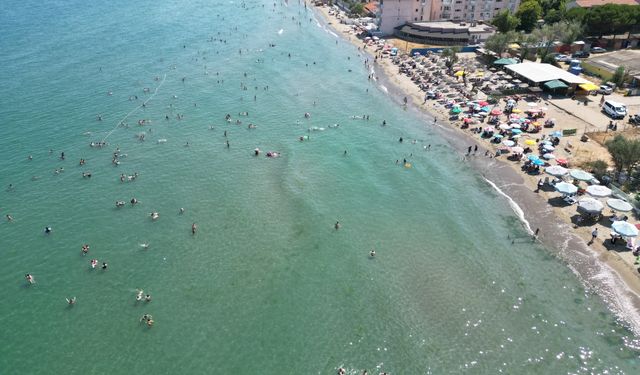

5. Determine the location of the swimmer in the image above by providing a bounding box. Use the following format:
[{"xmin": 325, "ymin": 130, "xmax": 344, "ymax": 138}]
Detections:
[
  {"xmin": 191, "ymin": 223, "xmax": 197, "ymax": 235},
  {"xmin": 44, "ymin": 226, "xmax": 52, "ymax": 234},
  {"xmin": 369, "ymin": 249, "xmax": 376, "ymax": 257},
  {"xmin": 140, "ymin": 242, "xmax": 150, "ymax": 249},
  {"xmin": 179, "ymin": 208, "xmax": 185, "ymax": 214},
  {"xmin": 136, "ymin": 290, "xmax": 144, "ymax": 301},
  {"xmin": 116, "ymin": 201, "xmax": 125, "ymax": 208},
  {"xmin": 254, "ymin": 148, "xmax": 260, "ymax": 156},
  {"xmin": 101, "ymin": 262, "xmax": 108, "ymax": 270},
  {"xmin": 81, "ymin": 244, "xmax": 90, "ymax": 255},
  {"xmin": 150, "ymin": 212, "xmax": 159, "ymax": 220},
  {"xmin": 130, "ymin": 198, "xmax": 138, "ymax": 205},
  {"xmin": 334, "ymin": 221, "xmax": 341, "ymax": 230},
  {"xmin": 6, "ymin": 214, "xmax": 13, "ymax": 222},
  {"xmin": 90, "ymin": 259, "xmax": 98, "ymax": 269},
  {"xmin": 25, "ymin": 274, "xmax": 34, "ymax": 284},
  {"xmin": 66, "ymin": 297, "xmax": 76, "ymax": 305},
  {"xmin": 145, "ymin": 294, "xmax": 152, "ymax": 302}
]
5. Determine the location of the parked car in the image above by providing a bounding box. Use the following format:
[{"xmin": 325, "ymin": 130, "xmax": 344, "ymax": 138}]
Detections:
[
  {"xmin": 591, "ymin": 47, "xmax": 607, "ymax": 53},
  {"xmin": 554, "ymin": 54, "xmax": 571, "ymax": 62},
  {"xmin": 629, "ymin": 114, "xmax": 640, "ymax": 125},
  {"xmin": 598, "ymin": 85, "xmax": 613, "ymax": 95},
  {"xmin": 571, "ymin": 51, "xmax": 590, "ymax": 58},
  {"xmin": 602, "ymin": 100, "xmax": 627, "ymax": 119}
]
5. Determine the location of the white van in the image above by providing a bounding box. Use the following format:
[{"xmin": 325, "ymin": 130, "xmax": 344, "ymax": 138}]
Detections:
[{"xmin": 602, "ymin": 100, "xmax": 627, "ymax": 119}]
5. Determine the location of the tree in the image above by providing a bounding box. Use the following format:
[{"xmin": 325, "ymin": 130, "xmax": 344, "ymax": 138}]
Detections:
[
  {"xmin": 484, "ymin": 32, "xmax": 513, "ymax": 56},
  {"xmin": 349, "ymin": 3, "xmax": 365, "ymax": 17},
  {"xmin": 441, "ymin": 47, "xmax": 461, "ymax": 72},
  {"xmin": 611, "ymin": 66, "xmax": 627, "ymax": 87},
  {"xmin": 584, "ymin": 159, "xmax": 609, "ymax": 179},
  {"xmin": 516, "ymin": 32, "xmax": 539, "ymax": 61},
  {"xmin": 516, "ymin": 0, "xmax": 543, "ymax": 32},
  {"xmin": 559, "ymin": 20, "xmax": 583, "ymax": 45},
  {"xmin": 492, "ymin": 10, "xmax": 520, "ymax": 33},
  {"xmin": 605, "ymin": 135, "xmax": 640, "ymax": 175}
]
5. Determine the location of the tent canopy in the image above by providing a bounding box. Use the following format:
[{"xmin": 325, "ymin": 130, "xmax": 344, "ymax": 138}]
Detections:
[
  {"xmin": 494, "ymin": 58, "xmax": 518, "ymax": 66},
  {"xmin": 543, "ymin": 79, "xmax": 569, "ymax": 90},
  {"xmin": 506, "ymin": 62, "xmax": 589, "ymax": 84},
  {"xmin": 579, "ymin": 82, "xmax": 599, "ymax": 91}
]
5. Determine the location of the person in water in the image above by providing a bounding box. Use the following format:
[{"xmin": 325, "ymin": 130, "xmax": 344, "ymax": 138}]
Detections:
[
  {"xmin": 145, "ymin": 294, "xmax": 152, "ymax": 302},
  {"xmin": 334, "ymin": 221, "xmax": 341, "ymax": 230},
  {"xmin": 192, "ymin": 223, "xmax": 197, "ymax": 235},
  {"xmin": 66, "ymin": 297, "xmax": 76, "ymax": 305},
  {"xmin": 44, "ymin": 226, "xmax": 52, "ymax": 234},
  {"xmin": 25, "ymin": 274, "xmax": 34, "ymax": 284}
]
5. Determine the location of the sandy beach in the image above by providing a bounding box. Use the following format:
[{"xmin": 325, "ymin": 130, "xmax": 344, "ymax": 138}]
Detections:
[{"xmin": 312, "ymin": 3, "xmax": 640, "ymax": 327}]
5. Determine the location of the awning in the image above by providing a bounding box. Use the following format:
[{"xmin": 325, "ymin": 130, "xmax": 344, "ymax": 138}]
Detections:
[
  {"xmin": 543, "ymin": 80, "xmax": 568, "ymax": 90},
  {"xmin": 579, "ymin": 82, "xmax": 599, "ymax": 91},
  {"xmin": 494, "ymin": 58, "xmax": 518, "ymax": 66}
]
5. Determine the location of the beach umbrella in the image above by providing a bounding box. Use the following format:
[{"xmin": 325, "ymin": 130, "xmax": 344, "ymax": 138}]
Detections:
[
  {"xmin": 510, "ymin": 123, "xmax": 521, "ymax": 129},
  {"xmin": 511, "ymin": 146, "xmax": 524, "ymax": 153},
  {"xmin": 532, "ymin": 159, "xmax": 545, "ymax": 166},
  {"xmin": 542, "ymin": 144, "xmax": 555, "ymax": 151},
  {"xmin": 524, "ymin": 139, "xmax": 537, "ymax": 146},
  {"xmin": 451, "ymin": 107, "xmax": 462, "ymax": 114},
  {"xmin": 551, "ymin": 130, "xmax": 563, "ymax": 138},
  {"xmin": 545, "ymin": 165, "xmax": 568, "ymax": 177},
  {"xmin": 512, "ymin": 134, "xmax": 522, "ymax": 139},
  {"xmin": 478, "ymin": 101, "xmax": 489, "ymax": 106},
  {"xmin": 555, "ymin": 182, "xmax": 578, "ymax": 195},
  {"xmin": 577, "ymin": 198, "xmax": 604, "ymax": 214},
  {"xmin": 511, "ymin": 128, "xmax": 523, "ymax": 134},
  {"xmin": 454, "ymin": 70, "xmax": 464, "ymax": 76},
  {"xmin": 481, "ymin": 106, "xmax": 491, "ymax": 112},
  {"xmin": 612, "ymin": 221, "xmax": 639, "ymax": 237},
  {"xmin": 527, "ymin": 102, "xmax": 538, "ymax": 107},
  {"xmin": 503, "ymin": 140, "xmax": 515, "ymax": 147},
  {"xmin": 512, "ymin": 108, "xmax": 522, "ymax": 114},
  {"xmin": 499, "ymin": 123, "xmax": 511, "ymax": 130},
  {"xmin": 570, "ymin": 169, "xmax": 594, "ymax": 181},
  {"xmin": 493, "ymin": 134, "xmax": 504, "ymax": 139},
  {"xmin": 490, "ymin": 108, "xmax": 502, "ymax": 116},
  {"xmin": 528, "ymin": 154, "xmax": 540, "ymax": 161},
  {"xmin": 586, "ymin": 185, "xmax": 612, "ymax": 198},
  {"xmin": 542, "ymin": 153, "xmax": 555, "ymax": 160},
  {"xmin": 607, "ymin": 199, "xmax": 634, "ymax": 212}
]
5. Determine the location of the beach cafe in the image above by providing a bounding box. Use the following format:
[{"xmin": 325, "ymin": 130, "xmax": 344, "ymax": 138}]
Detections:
[{"xmin": 505, "ymin": 62, "xmax": 595, "ymax": 94}]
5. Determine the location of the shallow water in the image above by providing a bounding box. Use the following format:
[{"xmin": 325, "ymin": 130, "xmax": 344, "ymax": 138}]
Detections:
[{"xmin": 1, "ymin": 1, "xmax": 639, "ymax": 373}]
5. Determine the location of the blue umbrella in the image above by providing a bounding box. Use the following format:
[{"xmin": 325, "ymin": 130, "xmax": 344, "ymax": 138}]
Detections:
[
  {"xmin": 481, "ymin": 106, "xmax": 491, "ymax": 112},
  {"xmin": 527, "ymin": 154, "xmax": 540, "ymax": 161},
  {"xmin": 551, "ymin": 131, "xmax": 563, "ymax": 138},
  {"xmin": 511, "ymin": 129, "xmax": 522, "ymax": 134},
  {"xmin": 555, "ymin": 182, "xmax": 578, "ymax": 195},
  {"xmin": 493, "ymin": 134, "xmax": 504, "ymax": 139},
  {"xmin": 532, "ymin": 159, "xmax": 545, "ymax": 166},
  {"xmin": 612, "ymin": 221, "xmax": 638, "ymax": 237}
]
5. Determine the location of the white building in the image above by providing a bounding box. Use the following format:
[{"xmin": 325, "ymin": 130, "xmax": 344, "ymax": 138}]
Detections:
[
  {"xmin": 379, "ymin": 0, "xmax": 521, "ymax": 36},
  {"xmin": 379, "ymin": 0, "xmax": 438, "ymax": 35},
  {"xmin": 433, "ymin": 0, "xmax": 521, "ymax": 22}
]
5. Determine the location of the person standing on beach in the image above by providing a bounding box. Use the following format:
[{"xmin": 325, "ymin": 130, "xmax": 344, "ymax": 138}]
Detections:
[{"xmin": 589, "ymin": 227, "xmax": 598, "ymax": 245}]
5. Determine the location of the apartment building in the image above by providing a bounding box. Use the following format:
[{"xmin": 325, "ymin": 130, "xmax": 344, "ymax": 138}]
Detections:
[
  {"xmin": 379, "ymin": 0, "xmax": 439, "ymax": 35},
  {"xmin": 434, "ymin": 0, "xmax": 521, "ymax": 22}
]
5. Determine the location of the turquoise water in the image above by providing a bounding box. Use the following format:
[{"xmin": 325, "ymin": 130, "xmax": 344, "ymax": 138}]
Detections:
[{"xmin": 0, "ymin": 0, "xmax": 638, "ymax": 373}]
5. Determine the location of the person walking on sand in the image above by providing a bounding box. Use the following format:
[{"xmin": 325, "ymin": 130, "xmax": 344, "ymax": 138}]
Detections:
[
  {"xmin": 536, "ymin": 179, "xmax": 543, "ymax": 193},
  {"xmin": 589, "ymin": 227, "xmax": 598, "ymax": 245}
]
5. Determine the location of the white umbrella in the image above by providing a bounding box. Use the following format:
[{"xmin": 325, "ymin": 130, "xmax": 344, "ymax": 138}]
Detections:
[
  {"xmin": 503, "ymin": 140, "xmax": 515, "ymax": 147},
  {"xmin": 586, "ymin": 185, "xmax": 612, "ymax": 198},
  {"xmin": 611, "ymin": 221, "xmax": 639, "ymax": 237},
  {"xmin": 527, "ymin": 102, "xmax": 538, "ymax": 107},
  {"xmin": 499, "ymin": 123, "xmax": 512, "ymax": 130},
  {"xmin": 542, "ymin": 144, "xmax": 555, "ymax": 151},
  {"xmin": 607, "ymin": 199, "xmax": 634, "ymax": 212},
  {"xmin": 555, "ymin": 182, "xmax": 578, "ymax": 195},
  {"xmin": 510, "ymin": 123, "xmax": 521, "ymax": 129},
  {"xmin": 569, "ymin": 169, "xmax": 594, "ymax": 181},
  {"xmin": 545, "ymin": 165, "xmax": 568, "ymax": 177},
  {"xmin": 577, "ymin": 198, "xmax": 604, "ymax": 214},
  {"xmin": 510, "ymin": 146, "xmax": 524, "ymax": 153},
  {"xmin": 542, "ymin": 153, "xmax": 555, "ymax": 160}
]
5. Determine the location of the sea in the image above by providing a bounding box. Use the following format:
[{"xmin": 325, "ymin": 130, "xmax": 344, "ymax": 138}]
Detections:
[{"xmin": 0, "ymin": 0, "xmax": 639, "ymax": 374}]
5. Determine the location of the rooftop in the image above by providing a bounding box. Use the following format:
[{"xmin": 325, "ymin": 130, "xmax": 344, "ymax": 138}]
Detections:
[
  {"xmin": 506, "ymin": 62, "xmax": 590, "ymax": 84},
  {"xmin": 409, "ymin": 21, "xmax": 495, "ymax": 34},
  {"xmin": 586, "ymin": 49, "xmax": 640, "ymax": 76},
  {"xmin": 569, "ymin": 0, "xmax": 639, "ymax": 7}
]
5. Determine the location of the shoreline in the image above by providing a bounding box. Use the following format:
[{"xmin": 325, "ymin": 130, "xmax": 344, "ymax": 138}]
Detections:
[{"xmin": 310, "ymin": 3, "xmax": 640, "ymax": 335}]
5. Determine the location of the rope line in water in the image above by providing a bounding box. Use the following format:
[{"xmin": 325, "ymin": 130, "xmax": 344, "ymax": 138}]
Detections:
[{"xmin": 102, "ymin": 73, "xmax": 167, "ymax": 142}]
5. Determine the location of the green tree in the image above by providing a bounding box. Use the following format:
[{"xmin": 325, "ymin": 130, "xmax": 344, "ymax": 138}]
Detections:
[
  {"xmin": 349, "ymin": 3, "xmax": 365, "ymax": 17},
  {"xmin": 559, "ymin": 20, "xmax": 583, "ymax": 44},
  {"xmin": 611, "ymin": 66, "xmax": 627, "ymax": 87},
  {"xmin": 484, "ymin": 32, "xmax": 514, "ymax": 56},
  {"xmin": 492, "ymin": 10, "xmax": 520, "ymax": 33},
  {"xmin": 605, "ymin": 135, "xmax": 640, "ymax": 175},
  {"xmin": 516, "ymin": 32, "xmax": 539, "ymax": 61},
  {"xmin": 516, "ymin": 0, "xmax": 543, "ymax": 32},
  {"xmin": 584, "ymin": 159, "xmax": 609, "ymax": 179},
  {"xmin": 441, "ymin": 47, "xmax": 461, "ymax": 72}
]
